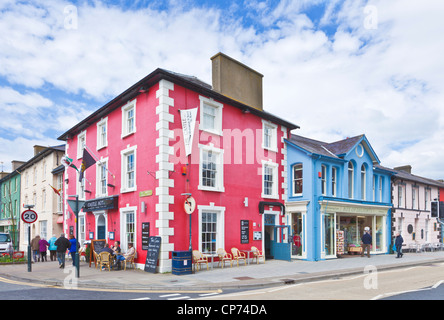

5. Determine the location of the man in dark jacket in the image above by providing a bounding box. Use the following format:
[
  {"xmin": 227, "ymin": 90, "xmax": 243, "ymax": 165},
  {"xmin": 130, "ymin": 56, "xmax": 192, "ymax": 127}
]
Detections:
[
  {"xmin": 54, "ymin": 233, "xmax": 71, "ymax": 269},
  {"xmin": 395, "ymin": 232, "xmax": 404, "ymax": 258},
  {"xmin": 361, "ymin": 227, "xmax": 372, "ymax": 258}
]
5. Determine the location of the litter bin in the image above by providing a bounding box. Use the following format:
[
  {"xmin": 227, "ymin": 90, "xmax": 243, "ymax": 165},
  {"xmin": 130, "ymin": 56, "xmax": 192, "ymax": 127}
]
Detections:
[{"xmin": 172, "ymin": 250, "xmax": 192, "ymax": 275}]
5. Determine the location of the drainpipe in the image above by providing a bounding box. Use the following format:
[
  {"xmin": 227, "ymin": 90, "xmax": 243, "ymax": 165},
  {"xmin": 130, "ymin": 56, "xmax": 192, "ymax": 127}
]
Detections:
[{"xmin": 313, "ymin": 155, "xmax": 321, "ymax": 261}]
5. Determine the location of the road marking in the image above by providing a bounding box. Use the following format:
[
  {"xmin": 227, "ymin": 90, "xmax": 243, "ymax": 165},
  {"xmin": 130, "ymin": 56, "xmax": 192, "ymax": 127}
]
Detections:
[{"xmin": 0, "ymin": 276, "xmax": 221, "ymax": 295}]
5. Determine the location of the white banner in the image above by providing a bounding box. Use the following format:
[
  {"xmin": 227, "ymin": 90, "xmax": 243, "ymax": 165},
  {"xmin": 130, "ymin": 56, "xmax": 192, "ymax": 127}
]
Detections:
[{"xmin": 180, "ymin": 108, "xmax": 198, "ymax": 156}]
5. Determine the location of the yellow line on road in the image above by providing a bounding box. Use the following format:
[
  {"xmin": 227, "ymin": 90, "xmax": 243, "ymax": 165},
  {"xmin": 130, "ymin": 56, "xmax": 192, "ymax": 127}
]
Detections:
[{"xmin": 0, "ymin": 276, "xmax": 221, "ymax": 294}]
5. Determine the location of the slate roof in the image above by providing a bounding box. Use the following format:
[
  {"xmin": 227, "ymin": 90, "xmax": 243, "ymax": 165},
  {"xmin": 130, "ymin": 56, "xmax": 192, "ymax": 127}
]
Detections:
[
  {"xmin": 58, "ymin": 68, "xmax": 299, "ymax": 141},
  {"xmin": 289, "ymin": 134, "xmax": 366, "ymax": 160}
]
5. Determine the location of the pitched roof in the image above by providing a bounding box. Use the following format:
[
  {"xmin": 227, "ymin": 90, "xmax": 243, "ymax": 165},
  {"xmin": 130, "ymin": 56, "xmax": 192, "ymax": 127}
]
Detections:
[
  {"xmin": 58, "ymin": 68, "xmax": 299, "ymax": 141},
  {"xmin": 393, "ymin": 168, "xmax": 444, "ymax": 188}
]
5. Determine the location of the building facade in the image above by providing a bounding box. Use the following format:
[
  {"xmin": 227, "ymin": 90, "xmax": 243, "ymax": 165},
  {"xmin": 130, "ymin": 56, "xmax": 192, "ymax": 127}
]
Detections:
[
  {"xmin": 285, "ymin": 134, "xmax": 393, "ymax": 261},
  {"xmin": 391, "ymin": 165, "xmax": 444, "ymax": 249},
  {"xmin": 58, "ymin": 53, "xmax": 299, "ymax": 272},
  {"xmin": 0, "ymin": 161, "xmax": 24, "ymax": 249},
  {"xmin": 18, "ymin": 145, "xmax": 65, "ymax": 251}
]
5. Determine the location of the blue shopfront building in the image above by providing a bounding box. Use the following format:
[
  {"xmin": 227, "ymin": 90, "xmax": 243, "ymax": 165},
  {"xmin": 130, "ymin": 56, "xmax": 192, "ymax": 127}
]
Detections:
[{"xmin": 285, "ymin": 134, "xmax": 394, "ymax": 261}]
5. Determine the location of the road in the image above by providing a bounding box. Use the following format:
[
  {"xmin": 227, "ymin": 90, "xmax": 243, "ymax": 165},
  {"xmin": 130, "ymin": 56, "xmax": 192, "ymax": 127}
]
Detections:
[
  {"xmin": 200, "ymin": 261, "xmax": 444, "ymax": 300},
  {"xmin": 2, "ymin": 262, "xmax": 444, "ymax": 301},
  {"xmin": 0, "ymin": 276, "xmax": 223, "ymax": 300}
]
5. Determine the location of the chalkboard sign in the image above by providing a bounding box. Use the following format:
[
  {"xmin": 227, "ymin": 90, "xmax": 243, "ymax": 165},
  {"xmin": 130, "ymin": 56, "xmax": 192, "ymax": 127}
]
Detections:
[
  {"xmin": 89, "ymin": 239, "xmax": 106, "ymax": 267},
  {"xmin": 241, "ymin": 220, "xmax": 250, "ymax": 244},
  {"xmin": 144, "ymin": 236, "xmax": 161, "ymax": 273},
  {"xmin": 141, "ymin": 222, "xmax": 150, "ymax": 250}
]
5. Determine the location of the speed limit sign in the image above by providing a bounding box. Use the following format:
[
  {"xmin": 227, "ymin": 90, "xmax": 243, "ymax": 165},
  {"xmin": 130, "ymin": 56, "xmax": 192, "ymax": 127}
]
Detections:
[{"xmin": 21, "ymin": 210, "xmax": 38, "ymax": 224}]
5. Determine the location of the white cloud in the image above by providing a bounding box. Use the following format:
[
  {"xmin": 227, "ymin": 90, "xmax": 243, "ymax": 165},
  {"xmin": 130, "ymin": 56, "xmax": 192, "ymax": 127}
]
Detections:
[{"xmin": 0, "ymin": 0, "xmax": 443, "ymax": 180}]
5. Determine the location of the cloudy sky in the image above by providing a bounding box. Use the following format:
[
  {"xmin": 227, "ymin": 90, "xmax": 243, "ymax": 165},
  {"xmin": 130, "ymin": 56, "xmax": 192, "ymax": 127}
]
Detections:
[{"xmin": 1, "ymin": 0, "xmax": 443, "ymax": 180}]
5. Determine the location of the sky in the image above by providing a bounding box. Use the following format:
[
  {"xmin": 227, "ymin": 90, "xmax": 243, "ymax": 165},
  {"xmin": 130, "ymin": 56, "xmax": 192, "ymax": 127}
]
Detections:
[{"xmin": 0, "ymin": 0, "xmax": 443, "ymax": 180}]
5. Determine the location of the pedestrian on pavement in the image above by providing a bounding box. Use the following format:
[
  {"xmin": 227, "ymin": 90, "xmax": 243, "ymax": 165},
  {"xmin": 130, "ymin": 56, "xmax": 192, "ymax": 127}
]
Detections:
[
  {"xmin": 48, "ymin": 235, "xmax": 57, "ymax": 261},
  {"xmin": 68, "ymin": 234, "xmax": 80, "ymax": 266},
  {"xmin": 54, "ymin": 233, "xmax": 71, "ymax": 269},
  {"xmin": 361, "ymin": 227, "xmax": 372, "ymax": 258},
  {"xmin": 31, "ymin": 235, "xmax": 41, "ymax": 262},
  {"xmin": 39, "ymin": 237, "xmax": 49, "ymax": 262},
  {"xmin": 395, "ymin": 232, "xmax": 404, "ymax": 258}
]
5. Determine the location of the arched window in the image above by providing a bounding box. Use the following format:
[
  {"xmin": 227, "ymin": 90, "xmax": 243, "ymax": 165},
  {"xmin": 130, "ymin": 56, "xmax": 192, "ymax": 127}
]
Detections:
[
  {"xmin": 361, "ymin": 164, "xmax": 366, "ymax": 200},
  {"xmin": 348, "ymin": 162, "xmax": 354, "ymax": 198}
]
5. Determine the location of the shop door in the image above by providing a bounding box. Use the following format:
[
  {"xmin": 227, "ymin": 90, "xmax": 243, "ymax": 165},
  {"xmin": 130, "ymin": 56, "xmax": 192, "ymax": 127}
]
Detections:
[{"xmin": 272, "ymin": 225, "xmax": 291, "ymax": 261}]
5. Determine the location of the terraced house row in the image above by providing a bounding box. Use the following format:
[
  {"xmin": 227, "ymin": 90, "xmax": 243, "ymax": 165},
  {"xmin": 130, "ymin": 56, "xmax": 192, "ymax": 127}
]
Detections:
[{"xmin": 1, "ymin": 53, "xmax": 444, "ymax": 268}]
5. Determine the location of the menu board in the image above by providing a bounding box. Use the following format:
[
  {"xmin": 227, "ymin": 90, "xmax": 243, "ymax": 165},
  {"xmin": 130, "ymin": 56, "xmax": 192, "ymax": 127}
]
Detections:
[
  {"xmin": 89, "ymin": 239, "xmax": 106, "ymax": 267},
  {"xmin": 141, "ymin": 222, "xmax": 150, "ymax": 250},
  {"xmin": 144, "ymin": 236, "xmax": 161, "ymax": 273},
  {"xmin": 241, "ymin": 220, "xmax": 250, "ymax": 244}
]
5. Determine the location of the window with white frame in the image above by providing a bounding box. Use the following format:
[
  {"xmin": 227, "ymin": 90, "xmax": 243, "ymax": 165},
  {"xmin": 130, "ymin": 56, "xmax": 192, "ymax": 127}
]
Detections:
[
  {"xmin": 199, "ymin": 96, "xmax": 223, "ymax": 135},
  {"xmin": 57, "ymin": 173, "xmax": 63, "ymax": 213},
  {"xmin": 77, "ymin": 131, "xmax": 86, "ymax": 159},
  {"xmin": 198, "ymin": 204, "xmax": 225, "ymax": 254},
  {"xmin": 262, "ymin": 120, "xmax": 277, "ymax": 152},
  {"xmin": 398, "ymin": 185, "xmax": 403, "ymax": 208},
  {"xmin": 361, "ymin": 164, "xmax": 366, "ymax": 200},
  {"xmin": 332, "ymin": 167, "xmax": 337, "ymax": 197},
  {"xmin": 120, "ymin": 207, "xmax": 136, "ymax": 251},
  {"xmin": 121, "ymin": 100, "xmax": 136, "ymax": 138},
  {"xmin": 198, "ymin": 144, "xmax": 224, "ymax": 192},
  {"xmin": 121, "ymin": 146, "xmax": 137, "ymax": 193},
  {"xmin": 293, "ymin": 163, "xmax": 303, "ymax": 196},
  {"xmin": 262, "ymin": 160, "xmax": 278, "ymax": 199},
  {"xmin": 77, "ymin": 171, "xmax": 86, "ymax": 200},
  {"xmin": 97, "ymin": 118, "xmax": 108, "ymax": 150},
  {"xmin": 379, "ymin": 176, "xmax": 383, "ymax": 202},
  {"xmin": 96, "ymin": 158, "xmax": 108, "ymax": 197},
  {"xmin": 348, "ymin": 162, "xmax": 354, "ymax": 198},
  {"xmin": 321, "ymin": 165, "xmax": 327, "ymax": 195}
]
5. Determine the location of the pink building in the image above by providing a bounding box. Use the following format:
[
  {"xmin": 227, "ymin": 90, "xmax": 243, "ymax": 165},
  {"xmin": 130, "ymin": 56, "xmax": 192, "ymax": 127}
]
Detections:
[{"xmin": 58, "ymin": 53, "xmax": 299, "ymax": 272}]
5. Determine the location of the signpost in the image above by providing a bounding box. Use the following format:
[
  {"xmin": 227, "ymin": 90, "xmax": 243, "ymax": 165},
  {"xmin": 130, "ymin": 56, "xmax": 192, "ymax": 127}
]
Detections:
[
  {"xmin": 183, "ymin": 195, "xmax": 195, "ymax": 251},
  {"xmin": 22, "ymin": 206, "xmax": 37, "ymax": 272}
]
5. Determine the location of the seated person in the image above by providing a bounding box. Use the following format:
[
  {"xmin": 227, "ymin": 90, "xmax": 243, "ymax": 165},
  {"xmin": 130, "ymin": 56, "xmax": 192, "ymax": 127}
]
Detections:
[
  {"xmin": 113, "ymin": 243, "xmax": 135, "ymax": 270},
  {"xmin": 112, "ymin": 241, "xmax": 121, "ymax": 255},
  {"xmin": 100, "ymin": 243, "xmax": 115, "ymax": 255}
]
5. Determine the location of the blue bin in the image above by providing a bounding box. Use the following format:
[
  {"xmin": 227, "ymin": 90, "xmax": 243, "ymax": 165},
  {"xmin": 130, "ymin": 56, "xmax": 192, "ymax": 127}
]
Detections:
[{"xmin": 172, "ymin": 250, "xmax": 192, "ymax": 275}]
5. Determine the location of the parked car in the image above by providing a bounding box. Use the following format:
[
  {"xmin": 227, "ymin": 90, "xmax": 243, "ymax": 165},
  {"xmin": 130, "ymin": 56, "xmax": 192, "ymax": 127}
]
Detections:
[{"xmin": 0, "ymin": 233, "xmax": 13, "ymax": 255}]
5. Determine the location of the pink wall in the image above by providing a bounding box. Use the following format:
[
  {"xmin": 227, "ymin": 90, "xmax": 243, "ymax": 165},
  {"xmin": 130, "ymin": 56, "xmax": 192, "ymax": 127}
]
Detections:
[{"xmin": 64, "ymin": 80, "xmax": 288, "ymax": 265}]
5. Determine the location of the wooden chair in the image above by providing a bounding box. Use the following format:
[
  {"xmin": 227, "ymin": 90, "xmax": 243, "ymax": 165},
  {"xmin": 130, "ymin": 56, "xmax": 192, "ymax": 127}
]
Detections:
[
  {"xmin": 251, "ymin": 246, "xmax": 265, "ymax": 264},
  {"xmin": 192, "ymin": 250, "xmax": 209, "ymax": 271},
  {"xmin": 123, "ymin": 252, "xmax": 136, "ymax": 270},
  {"xmin": 216, "ymin": 248, "xmax": 233, "ymax": 268},
  {"xmin": 231, "ymin": 247, "xmax": 246, "ymax": 266},
  {"xmin": 93, "ymin": 251, "xmax": 101, "ymax": 269},
  {"xmin": 99, "ymin": 252, "xmax": 111, "ymax": 271}
]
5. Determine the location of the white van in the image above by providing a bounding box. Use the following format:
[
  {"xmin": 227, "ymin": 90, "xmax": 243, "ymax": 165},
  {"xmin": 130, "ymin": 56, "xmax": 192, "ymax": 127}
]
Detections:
[{"xmin": 0, "ymin": 233, "xmax": 13, "ymax": 254}]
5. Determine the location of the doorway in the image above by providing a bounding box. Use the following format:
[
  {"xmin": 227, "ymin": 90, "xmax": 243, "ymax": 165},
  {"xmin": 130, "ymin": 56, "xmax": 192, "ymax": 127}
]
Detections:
[
  {"xmin": 97, "ymin": 214, "xmax": 106, "ymax": 240},
  {"xmin": 263, "ymin": 213, "xmax": 291, "ymax": 261}
]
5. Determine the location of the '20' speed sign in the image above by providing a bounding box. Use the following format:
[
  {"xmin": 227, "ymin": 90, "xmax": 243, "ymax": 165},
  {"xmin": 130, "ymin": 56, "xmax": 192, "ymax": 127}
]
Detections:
[{"xmin": 21, "ymin": 210, "xmax": 38, "ymax": 224}]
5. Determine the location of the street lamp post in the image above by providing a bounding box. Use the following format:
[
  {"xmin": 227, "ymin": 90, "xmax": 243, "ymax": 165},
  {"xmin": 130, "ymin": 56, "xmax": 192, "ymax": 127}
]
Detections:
[{"xmin": 67, "ymin": 195, "xmax": 85, "ymax": 278}]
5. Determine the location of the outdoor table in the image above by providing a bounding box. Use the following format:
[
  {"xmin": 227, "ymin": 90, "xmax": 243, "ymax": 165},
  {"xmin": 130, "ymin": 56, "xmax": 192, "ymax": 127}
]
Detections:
[
  {"xmin": 240, "ymin": 250, "xmax": 255, "ymax": 265},
  {"xmin": 203, "ymin": 253, "xmax": 218, "ymax": 270}
]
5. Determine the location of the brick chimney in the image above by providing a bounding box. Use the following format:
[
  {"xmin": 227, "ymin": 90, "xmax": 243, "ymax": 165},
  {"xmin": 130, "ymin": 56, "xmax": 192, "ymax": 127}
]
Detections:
[
  {"xmin": 394, "ymin": 165, "xmax": 412, "ymax": 174},
  {"xmin": 211, "ymin": 52, "xmax": 264, "ymax": 111}
]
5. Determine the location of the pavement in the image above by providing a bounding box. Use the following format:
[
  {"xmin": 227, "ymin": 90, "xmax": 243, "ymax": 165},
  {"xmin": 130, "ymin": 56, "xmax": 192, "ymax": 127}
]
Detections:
[{"xmin": 1, "ymin": 251, "xmax": 444, "ymax": 292}]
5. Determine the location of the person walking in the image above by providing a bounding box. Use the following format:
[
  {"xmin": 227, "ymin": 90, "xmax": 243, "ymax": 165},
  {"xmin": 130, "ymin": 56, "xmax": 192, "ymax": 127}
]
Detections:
[
  {"xmin": 68, "ymin": 234, "xmax": 80, "ymax": 266},
  {"xmin": 31, "ymin": 235, "xmax": 41, "ymax": 262},
  {"xmin": 54, "ymin": 233, "xmax": 71, "ymax": 269},
  {"xmin": 48, "ymin": 235, "xmax": 57, "ymax": 261},
  {"xmin": 361, "ymin": 227, "xmax": 372, "ymax": 258},
  {"xmin": 395, "ymin": 232, "xmax": 404, "ymax": 258},
  {"xmin": 39, "ymin": 237, "xmax": 49, "ymax": 262}
]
